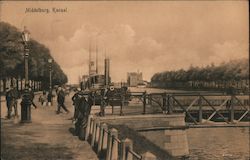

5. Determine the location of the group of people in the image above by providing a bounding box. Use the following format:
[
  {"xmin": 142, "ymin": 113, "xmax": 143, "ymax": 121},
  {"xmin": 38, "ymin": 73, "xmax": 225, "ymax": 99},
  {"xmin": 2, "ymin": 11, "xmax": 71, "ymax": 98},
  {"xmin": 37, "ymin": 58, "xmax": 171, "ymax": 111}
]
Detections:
[
  {"xmin": 5, "ymin": 86, "xmax": 39, "ymax": 119},
  {"xmin": 5, "ymin": 87, "xmax": 19, "ymax": 119},
  {"xmin": 39, "ymin": 91, "xmax": 53, "ymax": 106},
  {"xmin": 37, "ymin": 86, "xmax": 71, "ymax": 115},
  {"xmin": 4, "ymin": 85, "xmax": 95, "ymax": 139}
]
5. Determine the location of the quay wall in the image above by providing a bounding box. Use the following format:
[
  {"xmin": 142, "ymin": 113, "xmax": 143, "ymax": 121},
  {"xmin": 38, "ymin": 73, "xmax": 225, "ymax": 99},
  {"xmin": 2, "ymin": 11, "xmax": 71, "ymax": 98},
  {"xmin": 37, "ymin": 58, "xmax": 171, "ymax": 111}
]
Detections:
[{"xmin": 91, "ymin": 114, "xmax": 189, "ymax": 158}]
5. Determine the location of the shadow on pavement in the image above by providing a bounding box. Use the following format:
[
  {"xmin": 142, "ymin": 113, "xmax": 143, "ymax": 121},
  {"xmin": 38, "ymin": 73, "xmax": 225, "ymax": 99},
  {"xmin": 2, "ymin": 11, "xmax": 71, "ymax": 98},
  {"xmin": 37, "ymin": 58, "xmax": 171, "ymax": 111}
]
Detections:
[{"xmin": 1, "ymin": 142, "xmax": 74, "ymax": 160}]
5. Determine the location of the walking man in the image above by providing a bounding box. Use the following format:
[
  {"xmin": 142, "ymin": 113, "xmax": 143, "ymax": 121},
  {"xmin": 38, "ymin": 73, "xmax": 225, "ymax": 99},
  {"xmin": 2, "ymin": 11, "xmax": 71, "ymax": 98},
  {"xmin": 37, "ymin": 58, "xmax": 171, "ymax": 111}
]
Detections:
[
  {"xmin": 5, "ymin": 87, "xmax": 12, "ymax": 119},
  {"xmin": 29, "ymin": 87, "xmax": 37, "ymax": 109},
  {"xmin": 47, "ymin": 91, "xmax": 53, "ymax": 106},
  {"xmin": 56, "ymin": 87, "xmax": 69, "ymax": 114},
  {"xmin": 5, "ymin": 87, "xmax": 19, "ymax": 118},
  {"xmin": 12, "ymin": 87, "xmax": 19, "ymax": 117}
]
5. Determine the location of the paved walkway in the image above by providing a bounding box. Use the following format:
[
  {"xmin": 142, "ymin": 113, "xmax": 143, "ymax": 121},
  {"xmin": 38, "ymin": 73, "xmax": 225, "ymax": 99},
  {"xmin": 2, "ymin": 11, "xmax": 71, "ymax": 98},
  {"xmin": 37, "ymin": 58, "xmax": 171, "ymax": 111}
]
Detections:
[{"xmin": 1, "ymin": 93, "xmax": 98, "ymax": 160}]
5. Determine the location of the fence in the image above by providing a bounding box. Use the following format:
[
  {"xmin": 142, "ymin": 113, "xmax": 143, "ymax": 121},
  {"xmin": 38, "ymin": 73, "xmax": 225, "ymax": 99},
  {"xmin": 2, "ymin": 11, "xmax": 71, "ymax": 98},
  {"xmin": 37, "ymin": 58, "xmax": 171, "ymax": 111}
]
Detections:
[
  {"xmin": 87, "ymin": 90, "xmax": 249, "ymax": 124},
  {"xmin": 85, "ymin": 115, "xmax": 157, "ymax": 160}
]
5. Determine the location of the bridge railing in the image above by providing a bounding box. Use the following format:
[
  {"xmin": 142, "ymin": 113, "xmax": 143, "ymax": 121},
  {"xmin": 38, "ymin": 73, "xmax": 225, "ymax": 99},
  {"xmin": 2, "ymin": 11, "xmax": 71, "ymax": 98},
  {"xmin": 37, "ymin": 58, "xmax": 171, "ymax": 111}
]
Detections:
[
  {"xmin": 148, "ymin": 93, "xmax": 249, "ymax": 124},
  {"xmin": 81, "ymin": 90, "xmax": 249, "ymax": 124},
  {"xmin": 84, "ymin": 116, "xmax": 155, "ymax": 160},
  {"xmin": 94, "ymin": 91, "xmax": 249, "ymax": 124}
]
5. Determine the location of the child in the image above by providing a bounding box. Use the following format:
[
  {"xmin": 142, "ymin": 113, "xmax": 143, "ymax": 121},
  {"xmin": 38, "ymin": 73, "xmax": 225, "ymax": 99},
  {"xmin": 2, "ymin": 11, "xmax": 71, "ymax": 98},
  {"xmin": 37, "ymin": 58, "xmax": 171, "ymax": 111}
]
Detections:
[{"xmin": 39, "ymin": 91, "xmax": 47, "ymax": 106}]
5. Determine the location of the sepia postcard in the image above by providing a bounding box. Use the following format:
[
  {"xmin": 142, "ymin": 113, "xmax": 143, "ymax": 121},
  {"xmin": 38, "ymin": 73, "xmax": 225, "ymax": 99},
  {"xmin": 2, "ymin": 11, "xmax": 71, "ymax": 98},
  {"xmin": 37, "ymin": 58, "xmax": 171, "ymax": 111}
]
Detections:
[{"xmin": 0, "ymin": 1, "xmax": 249, "ymax": 160}]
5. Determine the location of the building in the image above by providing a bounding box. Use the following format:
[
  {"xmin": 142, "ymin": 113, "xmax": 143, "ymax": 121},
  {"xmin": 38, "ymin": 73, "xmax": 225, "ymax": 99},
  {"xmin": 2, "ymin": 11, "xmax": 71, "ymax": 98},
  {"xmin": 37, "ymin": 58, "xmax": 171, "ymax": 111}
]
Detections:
[{"xmin": 127, "ymin": 72, "xmax": 143, "ymax": 87}]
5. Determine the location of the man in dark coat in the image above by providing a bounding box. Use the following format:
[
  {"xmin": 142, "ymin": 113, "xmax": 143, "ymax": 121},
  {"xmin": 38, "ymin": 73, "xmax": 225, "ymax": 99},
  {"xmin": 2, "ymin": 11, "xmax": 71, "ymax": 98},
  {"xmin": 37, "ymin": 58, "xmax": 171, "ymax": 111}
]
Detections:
[
  {"xmin": 74, "ymin": 95, "xmax": 92, "ymax": 139},
  {"xmin": 56, "ymin": 87, "xmax": 69, "ymax": 114},
  {"xmin": 29, "ymin": 87, "xmax": 37, "ymax": 109},
  {"xmin": 12, "ymin": 87, "xmax": 19, "ymax": 117},
  {"xmin": 5, "ymin": 87, "xmax": 12, "ymax": 119},
  {"xmin": 47, "ymin": 91, "xmax": 53, "ymax": 106},
  {"xmin": 71, "ymin": 88, "xmax": 82, "ymax": 120}
]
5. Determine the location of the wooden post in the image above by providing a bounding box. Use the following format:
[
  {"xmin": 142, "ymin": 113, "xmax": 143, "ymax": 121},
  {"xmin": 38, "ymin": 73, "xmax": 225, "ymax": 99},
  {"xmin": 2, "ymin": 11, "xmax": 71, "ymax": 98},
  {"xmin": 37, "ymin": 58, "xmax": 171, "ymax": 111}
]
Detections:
[
  {"xmin": 167, "ymin": 95, "xmax": 173, "ymax": 114},
  {"xmin": 95, "ymin": 120, "xmax": 101, "ymax": 148},
  {"xmin": 91, "ymin": 119, "xmax": 98, "ymax": 147},
  {"xmin": 106, "ymin": 129, "xmax": 112, "ymax": 160},
  {"xmin": 97, "ymin": 123, "xmax": 105, "ymax": 153},
  {"xmin": 230, "ymin": 96, "xmax": 235, "ymax": 123},
  {"xmin": 110, "ymin": 128, "xmax": 118, "ymax": 160},
  {"xmin": 102, "ymin": 124, "xmax": 108, "ymax": 152},
  {"xmin": 198, "ymin": 96, "xmax": 203, "ymax": 123},
  {"xmin": 85, "ymin": 115, "xmax": 93, "ymax": 141},
  {"xmin": 121, "ymin": 138, "xmax": 133, "ymax": 160},
  {"xmin": 89, "ymin": 118, "xmax": 95, "ymax": 143},
  {"xmin": 143, "ymin": 91, "xmax": 147, "ymax": 114},
  {"xmin": 162, "ymin": 92, "xmax": 167, "ymax": 114},
  {"xmin": 142, "ymin": 151, "xmax": 157, "ymax": 160}
]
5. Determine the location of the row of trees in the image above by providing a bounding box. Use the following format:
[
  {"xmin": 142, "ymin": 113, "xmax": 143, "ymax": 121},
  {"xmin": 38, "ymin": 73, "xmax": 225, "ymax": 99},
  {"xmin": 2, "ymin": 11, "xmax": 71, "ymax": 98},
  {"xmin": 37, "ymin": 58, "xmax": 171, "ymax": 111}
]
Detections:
[
  {"xmin": 0, "ymin": 22, "xmax": 68, "ymax": 91},
  {"xmin": 151, "ymin": 58, "xmax": 249, "ymax": 92}
]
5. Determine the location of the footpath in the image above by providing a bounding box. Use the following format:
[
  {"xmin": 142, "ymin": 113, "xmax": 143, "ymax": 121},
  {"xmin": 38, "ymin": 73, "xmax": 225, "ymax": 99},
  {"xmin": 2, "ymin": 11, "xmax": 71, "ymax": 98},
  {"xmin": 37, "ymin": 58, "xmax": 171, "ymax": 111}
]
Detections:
[{"xmin": 1, "ymin": 93, "xmax": 98, "ymax": 160}]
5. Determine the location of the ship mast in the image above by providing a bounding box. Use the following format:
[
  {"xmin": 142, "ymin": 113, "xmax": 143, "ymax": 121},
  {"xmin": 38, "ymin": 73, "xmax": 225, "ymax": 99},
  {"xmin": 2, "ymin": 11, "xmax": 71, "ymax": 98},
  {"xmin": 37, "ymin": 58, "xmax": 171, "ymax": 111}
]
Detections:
[
  {"xmin": 88, "ymin": 41, "xmax": 91, "ymax": 76},
  {"xmin": 96, "ymin": 41, "xmax": 98, "ymax": 74}
]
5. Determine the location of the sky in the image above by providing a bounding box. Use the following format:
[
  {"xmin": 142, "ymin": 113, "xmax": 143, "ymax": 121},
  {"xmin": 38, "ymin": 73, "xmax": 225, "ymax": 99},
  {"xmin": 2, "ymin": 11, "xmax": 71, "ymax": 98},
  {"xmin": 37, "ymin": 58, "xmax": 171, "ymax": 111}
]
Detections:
[{"xmin": 0, "ymin": 1, "xmax": 249, "ymax": 84}]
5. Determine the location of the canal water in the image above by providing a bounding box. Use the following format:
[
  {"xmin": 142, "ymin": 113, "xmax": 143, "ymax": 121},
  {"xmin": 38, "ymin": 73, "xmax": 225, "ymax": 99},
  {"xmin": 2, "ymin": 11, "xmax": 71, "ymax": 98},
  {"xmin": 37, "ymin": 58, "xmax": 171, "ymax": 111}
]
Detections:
[{"xmin": 187, "ymin": 127, "xmax": 250, "ymax": 160}]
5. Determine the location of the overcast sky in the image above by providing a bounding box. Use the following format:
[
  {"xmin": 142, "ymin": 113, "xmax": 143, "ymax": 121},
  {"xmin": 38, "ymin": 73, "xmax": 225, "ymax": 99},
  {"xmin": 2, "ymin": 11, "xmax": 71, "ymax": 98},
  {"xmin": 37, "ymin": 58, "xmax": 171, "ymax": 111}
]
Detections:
[{"xmin": 1, "ymin": 1, "xmax": 248, "ymax": 84}]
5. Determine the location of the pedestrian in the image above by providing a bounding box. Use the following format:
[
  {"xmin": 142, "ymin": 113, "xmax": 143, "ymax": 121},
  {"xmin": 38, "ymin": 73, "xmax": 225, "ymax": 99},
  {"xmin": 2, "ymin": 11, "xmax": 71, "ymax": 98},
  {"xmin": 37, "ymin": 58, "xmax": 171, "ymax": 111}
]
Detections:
[
  {"xmin": 29, "ymin": 87, "xmax": 37, "ymax": 109},
  {"xmin": 74, "ymin": 94, "xmax": 92, "ymax": 139},
  {"xmin": 39, "ymin": 91, "xmax": 47, "ymax": 106},
  {"xmin": 99, "ymin": 87, "xmax": 109, "ymax": 116},
  {"xmin": 71, "ymin": 88, "xmax": 82, "ymax": 121},
  {"xmin": 47, "ymin": 91, "xmax": 53, "ymax": 106},
  {"xmin": 56, "ymin": 87, "xmax": 69, "ymax": 114},
  {"xmin": 5, "ymin": 87, "xmax": 12, "ymax": 119},
  {"xmin": 11, "ymin": 87, "xmax": 19, "ymax": 117}
]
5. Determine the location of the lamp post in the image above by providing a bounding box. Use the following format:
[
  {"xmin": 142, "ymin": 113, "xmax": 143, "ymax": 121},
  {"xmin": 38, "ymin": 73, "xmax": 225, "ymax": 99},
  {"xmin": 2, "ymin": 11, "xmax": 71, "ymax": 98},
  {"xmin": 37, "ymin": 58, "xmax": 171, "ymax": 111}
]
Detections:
[
  {"xmin": 48, "ymin": 58, "xmax": 53, "ymax": 92},
  {"xmin": 20, "ymin": 26, "xmax": 31, "ymax": 123},
  {"xmin": 47, "ymin": 58, "xmax": 53, "ymax": 106}
]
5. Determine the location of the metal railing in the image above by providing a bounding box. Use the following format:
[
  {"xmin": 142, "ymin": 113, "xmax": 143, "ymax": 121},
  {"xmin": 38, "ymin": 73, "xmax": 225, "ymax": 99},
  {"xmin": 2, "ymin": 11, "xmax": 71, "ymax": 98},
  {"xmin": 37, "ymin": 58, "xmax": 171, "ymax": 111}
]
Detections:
[{"xmin": 80, "ymin": 90, "xmax": 249, "ymax": 124}]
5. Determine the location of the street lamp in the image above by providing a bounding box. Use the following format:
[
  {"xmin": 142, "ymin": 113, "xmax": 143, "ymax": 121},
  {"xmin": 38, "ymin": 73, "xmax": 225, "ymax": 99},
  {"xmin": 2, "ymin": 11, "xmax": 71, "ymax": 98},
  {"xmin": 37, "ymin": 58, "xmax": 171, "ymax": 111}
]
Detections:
[
  {"xmin": 48, "ymin": 58, "xmax": 53, "ymax": 90},
  {"xmin": 48, "ymin": 58, "xmax": 53, "ymax": 106},
  {"xmin": 21, "ymin": 26, "xmax": 31, "ymax": 123}
]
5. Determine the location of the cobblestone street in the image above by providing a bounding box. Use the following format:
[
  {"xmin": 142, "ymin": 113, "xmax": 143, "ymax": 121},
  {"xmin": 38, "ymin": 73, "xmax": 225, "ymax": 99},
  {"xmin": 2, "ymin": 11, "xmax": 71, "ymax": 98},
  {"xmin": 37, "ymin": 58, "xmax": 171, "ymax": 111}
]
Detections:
[{"xmin": 1, "ymin": 92, "xmax": 98, "ymax": 160}]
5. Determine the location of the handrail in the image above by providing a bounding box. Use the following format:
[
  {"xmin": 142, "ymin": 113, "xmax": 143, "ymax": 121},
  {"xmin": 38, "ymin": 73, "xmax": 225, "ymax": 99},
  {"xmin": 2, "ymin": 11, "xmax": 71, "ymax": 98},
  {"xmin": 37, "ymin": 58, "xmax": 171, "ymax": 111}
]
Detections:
[
  {"xmin": 128, "ymin": 148, "xmax": 142, "ymax": 160},
  {"xmin": 113, "ymin": 135, "xmax": 121, "ymax": 143}
]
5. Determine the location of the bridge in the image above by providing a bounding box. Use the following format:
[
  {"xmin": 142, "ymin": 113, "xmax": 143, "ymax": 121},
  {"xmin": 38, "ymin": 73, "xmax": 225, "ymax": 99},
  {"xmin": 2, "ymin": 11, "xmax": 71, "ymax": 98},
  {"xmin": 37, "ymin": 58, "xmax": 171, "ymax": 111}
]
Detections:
[
  {"xmin": 78, "ymin": 89, "xmax": 249, "ymax": 160},
  {"xmin": 87, "ymin": 89, "xmax": 250, "ymax": 126}
]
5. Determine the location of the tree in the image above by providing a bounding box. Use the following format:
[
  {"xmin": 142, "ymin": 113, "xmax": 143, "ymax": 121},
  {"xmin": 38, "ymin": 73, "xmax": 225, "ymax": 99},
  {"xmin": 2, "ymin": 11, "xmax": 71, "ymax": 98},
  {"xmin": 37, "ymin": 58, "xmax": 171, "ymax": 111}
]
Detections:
[{"xmin": 0, "ymin": 22, "xmax": 68, "ymax": 90}]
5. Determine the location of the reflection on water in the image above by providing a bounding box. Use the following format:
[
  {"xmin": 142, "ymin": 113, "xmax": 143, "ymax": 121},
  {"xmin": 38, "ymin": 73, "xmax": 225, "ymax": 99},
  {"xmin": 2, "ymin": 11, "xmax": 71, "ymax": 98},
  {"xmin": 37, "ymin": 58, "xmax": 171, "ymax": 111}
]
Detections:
[{"xmin": 187, "ymin": 127, "xmax": 250, "ymax": 160}]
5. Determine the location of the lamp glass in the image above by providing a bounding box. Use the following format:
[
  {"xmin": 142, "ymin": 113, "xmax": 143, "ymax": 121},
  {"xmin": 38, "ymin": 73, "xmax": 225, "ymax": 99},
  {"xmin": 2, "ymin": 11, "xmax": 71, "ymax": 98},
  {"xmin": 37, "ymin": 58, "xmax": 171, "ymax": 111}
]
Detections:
[{"xmin": 22, "ymin": 29, "xmax": 30, "ymax": 42}]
